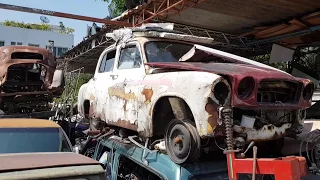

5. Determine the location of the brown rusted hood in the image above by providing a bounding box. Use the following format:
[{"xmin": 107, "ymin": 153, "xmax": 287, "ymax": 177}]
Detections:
[{"xmin": 146, "ymin": 62, "xmax": 297, "ymax": 80}]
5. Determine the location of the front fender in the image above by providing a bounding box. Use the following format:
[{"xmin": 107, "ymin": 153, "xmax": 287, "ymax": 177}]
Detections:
[
  {"xmin": 139, "ymin": 71, "xmax": 228, "ymax": 137},
  {"xmin": 77, "ymin": 82, "xmax": 91, "ymax": 116}
]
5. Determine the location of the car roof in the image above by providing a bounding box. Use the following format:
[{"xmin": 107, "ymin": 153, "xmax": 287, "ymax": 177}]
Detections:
[
  {"xmin": 0, "ymin": 152, "xmax": 100, "ymax": 172},
  {"xmin": 0, "ymin": 118, "xmax": 60, "ymax": 128}
]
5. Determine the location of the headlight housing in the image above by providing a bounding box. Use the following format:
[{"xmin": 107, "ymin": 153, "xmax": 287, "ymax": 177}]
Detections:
[
  {"xmin": 303, "ymin": 82, "xmax": 314, "ymax": 100},
  {"xmin": 213, "ymin": 81, "xmax": 230, "ymax": 105},
  {"xmin": 237, "ymin": 77, "xmax": 255, "ymax": 99}
]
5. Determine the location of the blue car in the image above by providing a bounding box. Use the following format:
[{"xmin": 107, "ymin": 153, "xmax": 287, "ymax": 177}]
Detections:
[{"xmin": 92, "ymin": 135, "xmax": 229, "ymax": 180}]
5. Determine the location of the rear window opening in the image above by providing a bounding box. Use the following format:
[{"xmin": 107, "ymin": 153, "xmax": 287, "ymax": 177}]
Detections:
[{"xmin": 11, "ymin": 52, "xmax": 43, "ymax": 60}]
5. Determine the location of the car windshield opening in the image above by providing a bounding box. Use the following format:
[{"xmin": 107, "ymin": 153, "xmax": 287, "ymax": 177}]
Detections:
[
  {"xmin": 0, "ymin": 127, "xmax": 71, "ymax": 153},
  {"xmin": 145, "ymin": 41, "xmax": 235, "ymax": 64},
  {"xmin": 145, "ymin": 41, "xmax": 193, "ymax": 63}
]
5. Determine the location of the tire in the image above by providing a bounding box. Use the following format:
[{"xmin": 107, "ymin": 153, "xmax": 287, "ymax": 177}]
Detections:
[{"xmin": 165, "ymin": 119, "xmax": 200, "ymax": 164}]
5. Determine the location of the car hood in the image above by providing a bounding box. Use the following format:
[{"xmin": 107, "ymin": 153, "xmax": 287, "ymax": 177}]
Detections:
[
  {"xmin": 146, "ymin": 44, "xmax": 298, "ymax": 80},
  {"xmin": 146, "ymin": 62, "xmax": 296, "ymax": 80}
]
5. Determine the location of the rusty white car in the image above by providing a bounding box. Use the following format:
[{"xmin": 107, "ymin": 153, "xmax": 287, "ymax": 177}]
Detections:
[{"xmin": 77, "ymin": 24, "xmax": 314, "ymax": 164}]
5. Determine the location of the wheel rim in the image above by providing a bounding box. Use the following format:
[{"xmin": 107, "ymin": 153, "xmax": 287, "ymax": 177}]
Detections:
[
  {"xmin": 169, "ymin": 124, "xmax": 191, "ymax": 159},
  {"xmin": 165, "ymin": 120, "xmax": 192, "ymax": 164}
]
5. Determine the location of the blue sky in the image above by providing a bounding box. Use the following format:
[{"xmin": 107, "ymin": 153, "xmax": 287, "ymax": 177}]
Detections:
[{"xmin": 0, "ymin": 0, "xmax": 109, "ymax": 45}]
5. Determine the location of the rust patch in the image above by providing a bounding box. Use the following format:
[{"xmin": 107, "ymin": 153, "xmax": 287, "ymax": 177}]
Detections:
[
  {"xmin": 123, "ymin": 101, "xmax": 127, "ymax": 111},
  {"xmin": 141, "ymin": 88, "xmax": 153, "ymax": 104},
  {"xmin": 0, "ymin": 119, "xmax": 60, "ymax": 128},
  {"xmin": 89, "ymin": 102, "xmax": 95, "ymax": 117},
  {"xmin": 108, "ymin": 88, "xmax": 136, "ymax": 100},
  {"xmin": 89, "ymin": 94, "xmax": 95, "ymax": 101},
  {"xmin": 149, "ymin": 106, "xmax": 152, "ymax": 116},
  {"xmin": 108, "ymin": 119, "xmax": 138, "ymax": 131},
  {"xmin": 205, "ymin": 101, "xmax": 219, "ymax": 134}
]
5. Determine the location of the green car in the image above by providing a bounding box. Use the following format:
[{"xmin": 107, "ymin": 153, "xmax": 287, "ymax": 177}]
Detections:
[{"xmin": 92, "ymin": 135, "xmax": 229, "ymax": 180}]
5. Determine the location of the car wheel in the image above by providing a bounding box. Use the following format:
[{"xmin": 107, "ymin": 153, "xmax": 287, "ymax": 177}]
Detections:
[{"xmin": 165, "ymin": 119, "xmax": 200, "ymax": 164}]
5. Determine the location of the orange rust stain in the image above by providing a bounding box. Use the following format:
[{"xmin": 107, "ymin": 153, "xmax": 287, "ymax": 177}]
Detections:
[
  {"xmin": 89, "ymin": 94, "xmax": 95, "ymax": 101},
  {"xmin": 205, "ymin": 103, "xmax": 219, "ymax": 134},
  {"xmin": 108, "ymin": 88, "xmax": 136, "ymax": 100},
  {"xmin": 123, "ymin": 101, "xmax": 127, "ymax": 111},
  {"xmin": 107, "ymin": 119, "xmax": 138, "ymax": 131},
  {"xmin": 0, "ymin": 119, "xmax": 60, "ymax": 128},
  {"xmin": 141, "ymin": 88, "xmax": 153, "ymax": 104},
  {"xmin": 89, "ymin": 102, "xmax": 95, "ymax": 117}
]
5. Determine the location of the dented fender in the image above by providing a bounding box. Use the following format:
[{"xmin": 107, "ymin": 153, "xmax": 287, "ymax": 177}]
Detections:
[
  {"xmin": 139, "ymin": 71, "xmax": 227, "ymax": 137},
  {"xmin": 77, "ymin": 80, "xmax": 94, "ymax": 117}
]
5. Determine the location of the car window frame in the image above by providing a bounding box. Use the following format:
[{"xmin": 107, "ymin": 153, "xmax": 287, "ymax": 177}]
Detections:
[
  {"xmin": 115, "ymin": 153, "xmax": 165, "ymax": 180},
  {"xmin": 115, "ymin": 41, "xmax": 143, "ymax": 71},
  {"xmin": 59, "ymin": 127, "xmax": 73, "ymax": 152},
  {"xmin": 95, "ymin": 44, "xmax": 117, "ymax": 76},
  {"xmin": 98, "ymin": 49, "xmax": 116, "ymax": 73}
]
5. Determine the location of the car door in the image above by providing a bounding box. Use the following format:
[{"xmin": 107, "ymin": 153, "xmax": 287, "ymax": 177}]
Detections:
[
  {"xmin": 91, "ymin": 46, "xmax": 117, "ymax": 121},
  {"xmin": 108, "ymin": 41, "xmax": 146, "ymax": 129}
]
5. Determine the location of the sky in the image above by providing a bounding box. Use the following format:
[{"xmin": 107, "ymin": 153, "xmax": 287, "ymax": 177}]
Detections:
[{"xmin": 0, "ymin": 0, "xmax": 110, "ymax": 45}]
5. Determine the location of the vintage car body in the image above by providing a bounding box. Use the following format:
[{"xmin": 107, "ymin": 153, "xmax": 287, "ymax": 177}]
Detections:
[
  {"xmin": 0, "ymin": 152, "xmax": 106, "ymax": 180},
  {"xmin": 78, "ymin": 25, "xmax": 314, "ymax": 163},
  {"xmin": 0, "ymin": 46, "xmax": 64, "ymax": 117},
  {"xmin": 92, "ymin": 135, "xmax": 229, "ymax": 180},
  {"xmin": 0, "ymin": 118, "xmax": 73, "ymax": 153}
]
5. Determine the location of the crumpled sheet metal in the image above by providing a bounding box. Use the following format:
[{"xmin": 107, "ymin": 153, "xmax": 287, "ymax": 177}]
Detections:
[
  {"xmin": 0, "ymin": 45, "xmax": 56, "ymax": 86},
  {"xmin": 234, "ymin": 123, "xmax": 292, "ymax": 142}
]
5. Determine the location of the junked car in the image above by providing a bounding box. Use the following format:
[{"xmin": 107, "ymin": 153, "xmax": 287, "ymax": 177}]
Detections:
[
  {"xmin": 0, "ymin": 46, "xmax": 64, "ymax": 118},
  {"xmin": 77, "ymin": 24, "xmax": 314, "ymax": 164},
  {"xmin": 0, "ymin": 118, "xmax": 73, "ymax": 153},
  {"xmin": 93, "ymin": 135, "xmax": 229, "ymax": 180},
  {"xmin": 0, "ymin": 152, "xmax": 106, "ymax": 180}
]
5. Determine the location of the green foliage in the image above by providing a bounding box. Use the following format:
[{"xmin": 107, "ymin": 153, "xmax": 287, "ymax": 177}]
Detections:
[
  {"xmin": 103, "ymin": 0, "xmax": 126, "ymax": 17},
  {"xmin": 1, "ymin": 20, "xmax": 75, "ymax": 34},
  {"xmin": 252, "ymin": 54, "xmax": 288, "ymax": 71},
  {"xmin": 59, "ymin": 21, "xmax": 75, "ymax": 34},
  {"xmin": 57, "ymin": 73, "xmax": 93, "ymax": 104},
  {"xmin": 1, "ymin": 20, "xmax": 51, "ymax": 31}
]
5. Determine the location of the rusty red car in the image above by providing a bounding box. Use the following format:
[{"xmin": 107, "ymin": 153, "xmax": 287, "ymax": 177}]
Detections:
[{"xmin": 0, "ymin": 45, "xmax": 64, "ymax": 118}]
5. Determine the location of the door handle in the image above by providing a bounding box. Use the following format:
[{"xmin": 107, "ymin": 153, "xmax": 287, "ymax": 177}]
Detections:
[{"xmin": 110, "ymin": 74, "xmax": 118, "ymax": 80}]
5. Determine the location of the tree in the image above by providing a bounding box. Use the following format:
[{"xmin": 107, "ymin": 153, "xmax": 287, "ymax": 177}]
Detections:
[
  {"xmin": 59, "ymin": 21, "xmax": 75, "ymax": 34},
  {"xmin": 100, "ymin": 0, "xmax": 145, "ymax": 17},
  {"xmin": 102, "ymin": 0, "xmax": 126, "ymax": 17},
  {"xmin": 1, "ymin": 20, "xmax": 75, "ymax": 34},
  {"xmin": 1, "ymin": 20, "xmax": 51, "ymax": 31}
]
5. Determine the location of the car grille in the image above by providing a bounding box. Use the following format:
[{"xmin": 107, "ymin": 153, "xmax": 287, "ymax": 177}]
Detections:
[{"xmin": 257, "ymin": 80, "xmax": 301, "ymax": 104}]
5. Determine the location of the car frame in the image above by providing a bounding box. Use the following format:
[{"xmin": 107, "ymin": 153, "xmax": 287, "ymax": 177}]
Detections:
[{"xmin": 0, "ymin": 45, "xmax": 64, "ymax": 118}]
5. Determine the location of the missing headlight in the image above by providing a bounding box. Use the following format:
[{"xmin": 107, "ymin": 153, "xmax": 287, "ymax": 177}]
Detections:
[
  {"xmin": 303, "ymin": 82, "xmax": 314, "ymax": 100},
  {"xmin": 213, "ymin": 81, "xmax": 230, "ymax": 105},
  {"xmin": 237, "ymin": 77, "xmax": 255, "ymax": 99}
]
